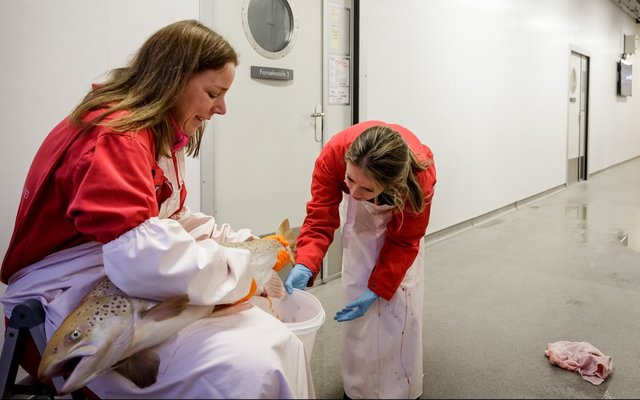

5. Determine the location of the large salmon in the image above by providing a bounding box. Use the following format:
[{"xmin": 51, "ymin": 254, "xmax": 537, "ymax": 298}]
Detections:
[{"xmin": 38, "ymin": 219, "xmax": 296, "ymax": 394}]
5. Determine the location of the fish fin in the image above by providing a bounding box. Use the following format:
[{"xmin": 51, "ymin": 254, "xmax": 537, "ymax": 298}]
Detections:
[
  {"xmin": 140, "ymin": 295, "xmax": 190, "ymax": 321},
  {"xmin": 115, "ymin": 349, "xmax": 159, "ymax": 388},
  {"xmin": 277, "ymin": 218, "xmax": 290, "ymax": 236},
  {"xmin": 263, "ymin": 270, "xmax": 286, "ymax": 299},
  {"xmin": 276, "ymin": 217, "xmax": 295, "ymax": 239}
]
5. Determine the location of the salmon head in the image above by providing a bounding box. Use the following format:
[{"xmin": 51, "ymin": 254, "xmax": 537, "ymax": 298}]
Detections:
[
  {"xmin": 38, "ymin": 276, "xmax": 201, "ymax": 394},
  {"xmin": 38, "ymin": 278, "xmax": 138, "ymax": 394}
]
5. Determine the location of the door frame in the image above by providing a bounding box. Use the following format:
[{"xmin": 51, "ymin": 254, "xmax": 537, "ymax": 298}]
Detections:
[
  {"xmin": 320, "ymin": 0, "xmax": 357, "ymax": 283},
  {"xmin": 567, "ymin": 47, "xmax": 590, "ymax": 185}
]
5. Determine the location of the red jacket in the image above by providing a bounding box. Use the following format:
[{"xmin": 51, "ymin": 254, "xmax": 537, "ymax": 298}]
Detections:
[
  {"xmin": 1, "ymin": 110, "xmax": 174, "ymax": 283},
  {"xmin": 295, "ymin": 120, "xmax": 436, "ymax": 300}
]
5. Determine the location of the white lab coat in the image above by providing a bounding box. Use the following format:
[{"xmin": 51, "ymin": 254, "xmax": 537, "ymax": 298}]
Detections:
[
  {"xmin": 339, "ymin": 193, "xmax": 425, "ymax": 399},
  {"xmin": 2, "ymin": 150, "xmax": 314, "ymax": 399}
]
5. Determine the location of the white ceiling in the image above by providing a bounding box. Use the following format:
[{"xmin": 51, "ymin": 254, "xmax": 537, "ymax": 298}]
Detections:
[{"xmin": 611, "ymin": 0, "xmax": 640, "ymax": 21}]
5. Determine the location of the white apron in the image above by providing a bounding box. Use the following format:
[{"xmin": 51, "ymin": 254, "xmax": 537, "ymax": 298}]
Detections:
[
  {"xmin": 2, "ymin": 242, "xmax": 314, "ymax": 399},
  {"xmin": 339, "ymin": 193, "xmax": 425, "ymax": 399}
]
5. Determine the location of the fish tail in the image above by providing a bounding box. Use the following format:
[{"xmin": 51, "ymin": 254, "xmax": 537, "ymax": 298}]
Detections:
[{"xmin": 263, "ymin": 271, "xmax": 286, "ymax": 299}]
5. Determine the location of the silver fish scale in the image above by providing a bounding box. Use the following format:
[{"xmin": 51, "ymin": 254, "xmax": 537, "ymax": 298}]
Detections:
[{"xmin": 223, "ymin": 238, "xmax": 281, "ymax": 253}]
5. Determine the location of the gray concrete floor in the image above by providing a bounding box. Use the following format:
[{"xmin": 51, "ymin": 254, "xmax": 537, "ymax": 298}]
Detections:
[
  {"xmin": 308, "ymin": 156, "xmax": 640, "ymax": 399},
  {"xmin": 2, "ymin": 157, "xmax": 639, "ymax": 399}
]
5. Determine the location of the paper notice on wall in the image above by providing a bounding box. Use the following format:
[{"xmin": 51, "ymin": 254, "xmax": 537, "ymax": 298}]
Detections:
[
  {"xmin": 329, "ymin": 55, "xmax": 350, "ymax": 105},
  {"xmin": 329, "ymin": 5, "xmax": 350, "ymax": 55}
]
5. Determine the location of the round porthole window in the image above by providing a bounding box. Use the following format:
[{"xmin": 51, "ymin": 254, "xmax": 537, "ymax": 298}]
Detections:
[{"xmin": 241, "ymin": 0, "xmax": 298, "ymax": 59}]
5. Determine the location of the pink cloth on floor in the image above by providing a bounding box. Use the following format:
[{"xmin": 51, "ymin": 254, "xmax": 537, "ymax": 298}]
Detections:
[{"xmin": 545, "ymin": 341, "xmax": 613, "ymax": 385}]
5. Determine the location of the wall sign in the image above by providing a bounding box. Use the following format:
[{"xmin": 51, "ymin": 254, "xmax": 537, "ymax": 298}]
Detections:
[
  {"xmin": 251, "ymin": 66, "xmax": 294, "ymax": 81},
  {"xmin": 328, "ymin": 55, "xmax": 349, "ymax": 104}
]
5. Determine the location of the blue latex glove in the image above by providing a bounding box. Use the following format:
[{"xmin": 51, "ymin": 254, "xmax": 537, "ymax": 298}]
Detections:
[
  {"xmin": 284, "ymin": 264, "xmax": 313, "ymax": 294},
  {"xmin": 334, "ymin": 288, "xmax": 379, "ymax": 322}
]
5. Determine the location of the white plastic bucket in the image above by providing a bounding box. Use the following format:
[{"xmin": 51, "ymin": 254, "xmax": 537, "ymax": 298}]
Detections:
[{"xmin": 250, "ymin": 289, "xmax": 326, "ymax": 363}]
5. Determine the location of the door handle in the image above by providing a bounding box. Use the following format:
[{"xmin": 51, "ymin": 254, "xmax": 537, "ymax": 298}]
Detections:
[{"xmin": 311, "ymin": 105, "xmax": 323, "ymax": 143}]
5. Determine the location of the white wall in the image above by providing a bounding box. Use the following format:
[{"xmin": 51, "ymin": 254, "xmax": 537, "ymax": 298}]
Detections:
[
  {"xmin": 359, "ymin": 0, "xmax": 640, "ymax": 233},
  {"xmin": 0, "ymin": 0, "xmax": 201, "ymax": 258},
  {"xmin": 1, "ymin": 0, "xmax": 640, "ymax": 262}
]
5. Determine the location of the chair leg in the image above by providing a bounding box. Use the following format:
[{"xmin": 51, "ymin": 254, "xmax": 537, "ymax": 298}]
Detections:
[
  {"xmin": 1, "ymin": 300, "xmax": 58, "ymax": 399},
  {"xmin": 0, "ymin": 300, "xmax": 80, "ymax": 399},
  {"xmin": 0, "ymin": 323, "xmax": 25, "ymax": 398}
]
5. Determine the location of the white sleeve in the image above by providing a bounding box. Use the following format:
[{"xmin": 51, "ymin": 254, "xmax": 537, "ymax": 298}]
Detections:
[
  {"xmin": 102, "ymin": 217, "xmax": 253, "ymax": 305},
  {"xmin": 173, "ymin": 206, "xmax": 255, "ymax": 243}
]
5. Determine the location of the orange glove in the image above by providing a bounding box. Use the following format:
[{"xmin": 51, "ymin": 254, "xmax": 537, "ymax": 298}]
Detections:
[
  {"xmin": 273, "ymin": 249, "xmax": 290, "ymax": 271},
  {"xmin": 263, "ymin": 234, "xmax": 292, "ymax": 271},
  {"xmin": 232, "ymin": 234, "xmax": 292, "ymax": 304},
  {"xmin": 264, "ymin": 234, "xmax": 289, "ymax": 248},
  {"xmin": 233, "ymin": 278, "xmax": 258, "ymax": 305}
]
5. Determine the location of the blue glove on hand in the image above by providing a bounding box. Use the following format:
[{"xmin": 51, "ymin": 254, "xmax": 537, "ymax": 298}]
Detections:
[
  {"xmin": 284, "ymin": 264, "xmax": 313, "ymax": 294},
  {"xmin": 334, "ymin": 288, "xmax": 379, "ymax": 322}
]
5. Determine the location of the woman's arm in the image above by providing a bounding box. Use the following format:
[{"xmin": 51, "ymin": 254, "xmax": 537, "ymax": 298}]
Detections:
[
  {"xmin": 69, "ymin": 130, "xmax": 255, "ymax": 305},
  {"xmin": 368, "ymin": 164, "xmax": 436, "ymax": 300},
  {"xmin": 295, "ymin": 149, "xmax": 345, "ymax": 282}
]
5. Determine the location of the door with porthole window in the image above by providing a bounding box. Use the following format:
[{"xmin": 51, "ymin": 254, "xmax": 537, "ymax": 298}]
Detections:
[
  {"xmin": 567, "ymin": 51, "xmax": 589, "ymax": 185},
  {"xmin": 200, "ymin": 0, "xmax": 323, "ymax": 236},
  {"xmin": 201, "ymin": 0, "xmax": 355, "ymax": 284}
]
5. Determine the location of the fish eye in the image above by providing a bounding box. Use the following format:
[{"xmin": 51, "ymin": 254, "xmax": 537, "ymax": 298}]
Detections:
[{"xmin": 69, "ymin": 329, "xmax": 82, "ymax": 341}]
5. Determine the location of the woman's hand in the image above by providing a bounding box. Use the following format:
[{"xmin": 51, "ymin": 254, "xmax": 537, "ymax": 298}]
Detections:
[
  {"xmin": 334, "ymin": 288, "xmax": 379, "ymax": 322},
  {"xmin": 284, "ymin": 264, "xmax": 313, "ymax": 294}
]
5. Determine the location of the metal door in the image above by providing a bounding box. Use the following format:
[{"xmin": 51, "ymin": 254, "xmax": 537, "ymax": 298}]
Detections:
[
  {"xmin": 200, "ymin": 0, "xmax": 323, "ymax": 236},
  {"xmin": 200, "ymin": 0, "xmax": 354, "ymax": 285},
  {"xmin": 567, "ymin": 51, "xmax": 589, "ymax": 184}
]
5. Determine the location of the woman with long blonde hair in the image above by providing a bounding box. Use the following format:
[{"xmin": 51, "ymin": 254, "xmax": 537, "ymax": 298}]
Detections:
[{"xmin": 2, "ymin": 20, "xmax": 312, "ymax": 399}]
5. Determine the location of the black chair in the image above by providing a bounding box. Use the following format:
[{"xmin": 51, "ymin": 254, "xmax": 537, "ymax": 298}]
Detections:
[{"xmin": 0, "ymin": 299, "xmax": 85, "ymax": 399}]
